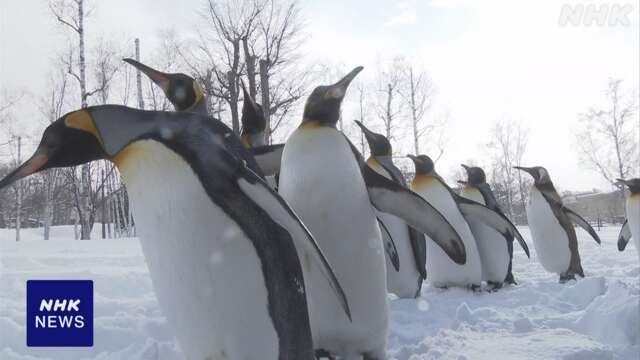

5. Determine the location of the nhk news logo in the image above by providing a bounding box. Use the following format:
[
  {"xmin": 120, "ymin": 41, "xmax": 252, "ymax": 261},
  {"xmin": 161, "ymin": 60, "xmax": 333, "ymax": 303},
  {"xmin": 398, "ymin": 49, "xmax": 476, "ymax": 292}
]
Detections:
[{"xmin": 26, "ymin": 280, "xmax": 93, "ymax": 347}]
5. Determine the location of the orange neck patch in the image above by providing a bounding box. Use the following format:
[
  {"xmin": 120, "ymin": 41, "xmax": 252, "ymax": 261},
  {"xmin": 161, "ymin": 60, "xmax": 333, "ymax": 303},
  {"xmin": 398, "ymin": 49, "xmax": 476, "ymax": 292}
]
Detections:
[
  {"xmin": 64, "ymin": 110, "xmax": 104, "ymax": 146},
  {"xmin": 412, "ymin": 174, "xmax": 434, "ymax": 189}
]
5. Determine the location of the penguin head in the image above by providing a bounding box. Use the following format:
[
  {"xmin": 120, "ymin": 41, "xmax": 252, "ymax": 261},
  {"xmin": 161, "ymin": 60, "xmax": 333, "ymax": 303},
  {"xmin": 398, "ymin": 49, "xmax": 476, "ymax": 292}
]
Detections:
[
  {"xmin": 0, "ymin": 105, "xmax": 179, "ymax": 191},
  {"xmin": 355, "ymin": 120, "xmax": 391, "ymax": 156},
  {"xmin": 514, "ymin": 166, "xmax": 551, "ymax": 184},
  {"xmin": 123, "ymin": 58, "xmax": 204, "ymax": 112},
  {"xmin": 617, "ymin": 178, "xmax": 640, "ymax": 193},
  {"xmin": 407, "ymin": 154, "xmax": 435, "ymax": 176},
  {"xmin": 461, "ymin": 164, "xmax": 486, "ymax": 186},
  {"xmin": 0, "ymin": 110, "xmax": 107, "ymax": 190},
  {"xmin": 239, "ymin": 81, "xmax": 266, "ymax": 147},
  {"xmin": 302, "ymin": 66, "xmax": 363, "ymax": 127}
]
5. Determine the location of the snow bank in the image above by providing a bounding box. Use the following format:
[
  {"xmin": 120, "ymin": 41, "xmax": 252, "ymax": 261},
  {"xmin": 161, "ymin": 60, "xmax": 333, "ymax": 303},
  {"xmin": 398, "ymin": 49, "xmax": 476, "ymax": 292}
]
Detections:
[{"xmin": 0, "ymin": 225, "xmax": 637, "ymax": 359}]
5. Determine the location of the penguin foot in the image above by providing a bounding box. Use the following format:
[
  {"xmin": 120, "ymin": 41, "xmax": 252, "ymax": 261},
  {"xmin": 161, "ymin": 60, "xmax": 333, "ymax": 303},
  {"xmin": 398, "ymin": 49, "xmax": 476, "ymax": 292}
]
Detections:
[
  {"xmin": 315, "ymin": 349, "xmax": 335, "ymax": 360},
  {"xmin": 504, "ymin": 272, "xmax": 517, "ymax": 285},
  {"xmin": 469, "ymin": 284, "xmax": 482, "ymax": 292},
  {"xmin": 363, "ymin": 348, "xmax": 386, "ymax": 360},
  {"xmin": 487, "ymin": 281, "xmax": 503, "ymax": 291},
  {"xmin": 559, "ymin": 273, "xmax": 576, "ymax": 283}
]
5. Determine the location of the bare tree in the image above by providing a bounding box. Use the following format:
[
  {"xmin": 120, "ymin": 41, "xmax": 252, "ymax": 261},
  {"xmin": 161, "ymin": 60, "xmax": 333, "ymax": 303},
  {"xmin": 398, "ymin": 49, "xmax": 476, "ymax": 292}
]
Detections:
[
  {"xmin": 254, "ymin": 0, "xmax": 306, "ymax": 142},
  {"xmin": 37, "ymin": 69, "xmax": 71, "ymax": 240},
  {"xmin": 353, "ymin": 81, "xmax": 369, "ymax": 155},
  {"xmin": 174, "ymin": 0, "xmax": 307, "ymax": 141},
  {"xmin": 398, "ymin": 62, "xmax": 435, "ymax": 155},
  {"xmin": 374, "ymin": 58, "xmax": 404, "ymax": 142},
  {"xmin": 577, "ymin": 79, "xmax": 639, "ymax": 189},
  {"xmin": 51, "ymin": 0, "xmax": 116, "ymax": 239},
  {"xmin": 195, "ymin": 0, "xmax": 264, "ymax": 133},
  {"xmin": 487, "ymin": 119, "xmax": 530, "ymax": 223}
]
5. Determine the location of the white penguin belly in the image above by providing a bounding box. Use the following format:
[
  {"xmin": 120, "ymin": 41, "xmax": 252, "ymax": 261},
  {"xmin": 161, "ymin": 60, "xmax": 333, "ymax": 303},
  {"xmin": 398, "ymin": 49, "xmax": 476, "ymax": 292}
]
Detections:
[
  {"xmin": 626, "ymin": 194, "xmax": 640, "ymax": 260},
  {"xmin": 412, "ymin": 179, "xmax": 482, "ymax": 287},
  {"xmin": 526, "ymin": 188, "xmax": 571, "ymax": 274},
  {"xmin": 117, "ymin": 140, "xmax": 278, "ymax": 360},
  {"xmin": 369, "ymin": 159, "xmax": 422, "ymax": 298},
  {"xmin": 279, "ymin": 127, "xmax": 388, "ymax": 356},
  {"xmin": 460, "ymin": 188, "xmax": 509, "ymax": 283}
]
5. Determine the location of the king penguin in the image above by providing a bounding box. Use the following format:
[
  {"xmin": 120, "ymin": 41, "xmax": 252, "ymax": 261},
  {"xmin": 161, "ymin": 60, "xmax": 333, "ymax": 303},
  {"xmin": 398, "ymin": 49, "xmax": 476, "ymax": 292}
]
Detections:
[
  {"xmin": 355, "ymin": 120, "xmax": 426, "ymax": 298},
  {"xmin": 459, "ymin": 164, "xmax": 530, "ymax": 288},
  {"xmin": 123, "ymin": 58, "xmax": 208, "ymax": 114},
  {"xmin": 408, "ymin": 155, "xmax": 482, "ymax": 289},
  {"xmin": 239, "ymin": 81, "xmax": 284, "ymax": 183},
  {"xmin": 279, "ymin": 67, "xmax": 466, "ymax": 359},
  {"xmin": 617, "ymin": 178, "xmax": 640, "ymax": 260},
  {"xmin": 515, "ymin": 166, "xmax": 601, "ymax": 282},
  {"xmin": 124, "ymin": 58, "xmax": 284, "ymax": 178},
  {"xmin": 0, "ymin": 105, "xmax": 353, "ymax": 360}
]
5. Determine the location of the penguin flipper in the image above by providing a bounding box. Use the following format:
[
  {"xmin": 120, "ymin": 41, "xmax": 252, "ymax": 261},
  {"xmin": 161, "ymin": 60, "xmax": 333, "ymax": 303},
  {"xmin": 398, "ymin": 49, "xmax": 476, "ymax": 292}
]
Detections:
[
  {"xmin": 455, "ymin": 195, "xmax": 530, "ymax": 258},
  {"xmin": 362, "ymin": 165, "xmax": 466, "ymax": 265},
  {"xmin": 236, "ymin": 168, "xmax": 352, "ymax": 321},
  {"xmin": 375, "ymin": 157, "xmax": 426, "ymax": 278},
  {"xmin": 408, "ymin": 226, "xmax": 427, "ymax": 279},
  {"xmin": 250, "ymin": 143, "xmax": 284, "ymax": 176},
  {"xmin": 342, "ymin": 135, "xmax": 466, "ymax": 265},
  {"xmin": 563, "ymin": 207, "xmax": 601, "ymax": 245},
  {"xmin": 617, "ymin": 219, "xmax": 631, "ymax": 251},
  {"xmin": 377, "ymin": 217, "xmax": 400, "ymax": 272}
]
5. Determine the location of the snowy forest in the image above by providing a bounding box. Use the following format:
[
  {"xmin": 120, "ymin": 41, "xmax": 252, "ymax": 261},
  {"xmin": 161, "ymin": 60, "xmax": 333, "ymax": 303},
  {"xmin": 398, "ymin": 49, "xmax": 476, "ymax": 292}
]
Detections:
[{"xmin": 0, "ymin": 0, "xmax": 637, "ymax": 241}]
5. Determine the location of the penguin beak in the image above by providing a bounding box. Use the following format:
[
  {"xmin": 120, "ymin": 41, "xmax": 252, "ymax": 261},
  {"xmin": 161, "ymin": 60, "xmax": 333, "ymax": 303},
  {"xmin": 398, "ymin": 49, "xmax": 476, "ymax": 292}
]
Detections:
[
  {"xmin": 514, "ymin": 166, "xmax": 535, "ymax": 177},
  {"xmin": 240, "ymin": 79, "xmax": 250, "ymax": 99},
  {"xmin": 240, "ymin": 80, "xmax": 261, "ymax": 113},
  {"xmin": 616, "ymin": 178, "xmax": 630, "ymax": 186},
  {"xmin": 461, "ymin": 164, "xmax": 470, "ymax": 171},
  {"xmin": 240, "ymin": 80, "xmax": 265, "ymax": 133},
  {"xmin": 326, "ymin": 66, "xmax": 364, "ymax": 100},
  {"xmin": 457, "ymin": 180, "xmax": 468, "ymax": 185},
  {"xmin": 0, "ymin": 151, "xmax": 49, "ymax": 190},
  {"xmin": 354, "ymin": 120, "xmax": 375, "ymax": 140},
  {"xmin": 123, "ymin": 58, "xmax": 171, "ymax": 93}
]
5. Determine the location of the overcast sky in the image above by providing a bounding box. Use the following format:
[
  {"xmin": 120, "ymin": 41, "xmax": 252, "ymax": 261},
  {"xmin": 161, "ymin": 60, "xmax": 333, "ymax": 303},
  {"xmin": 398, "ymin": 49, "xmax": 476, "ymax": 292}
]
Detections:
[{"xmin": 1, "ymin": 0, "xmax": 638, "ymax": 192}]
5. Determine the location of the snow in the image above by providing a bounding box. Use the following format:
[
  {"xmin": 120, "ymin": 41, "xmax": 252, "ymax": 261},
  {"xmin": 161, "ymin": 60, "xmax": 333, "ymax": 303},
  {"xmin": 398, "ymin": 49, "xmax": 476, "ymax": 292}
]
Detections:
[{"xmin": 0, "ymin": 225, "xmax": 638, "ymax": 359}]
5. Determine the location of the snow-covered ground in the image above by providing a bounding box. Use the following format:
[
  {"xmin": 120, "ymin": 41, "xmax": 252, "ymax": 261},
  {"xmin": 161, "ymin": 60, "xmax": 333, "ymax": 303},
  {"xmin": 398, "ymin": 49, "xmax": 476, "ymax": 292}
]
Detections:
[{"xmin": 0, "ymin": 225, "xmax": 638, "ymax": 359}]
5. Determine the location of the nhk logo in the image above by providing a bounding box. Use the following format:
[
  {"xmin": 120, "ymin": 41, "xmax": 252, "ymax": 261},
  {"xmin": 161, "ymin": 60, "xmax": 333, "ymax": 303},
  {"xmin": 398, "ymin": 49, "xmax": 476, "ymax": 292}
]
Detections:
[{"xmin": 27, "ymin": 280, "xmax": 93, "ymax": 347}]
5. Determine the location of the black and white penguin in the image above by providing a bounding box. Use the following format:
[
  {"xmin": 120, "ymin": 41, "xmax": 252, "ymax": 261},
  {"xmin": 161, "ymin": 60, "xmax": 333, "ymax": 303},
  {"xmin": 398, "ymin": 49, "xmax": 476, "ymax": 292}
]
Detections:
[
  {"xmin": 515, "ymin": 166, "xmax": 601, "ymax": 282},
  {"xmin": 409, "ymin": 155, "xmax": 525, "ymax": 290},
  {"xmin": 408, "ymin": 155, "xmax": 482, "ymax": 289},
  {"xmin": 617, "ymin": 178, "xmax": 639, "ymax": 259},
  {"xmin": 123, "ymin": 58, "xmax": 284, "ymax": 178},
  {"xmin": 459, "ymin": 164, "xmax": 530, "ymax": 288},
  {"xmin": 355, "ymin": 120, "xmax": 426, "ymax": 298},
  {"xmin": 123, "ymin": 58, "xmax": 207, "ymax": 114},
  {"xmin": 278, "ymin": 67, "xmax": 466, "ymax": 359},
  {"xmin": 0, "ymin": 105, "xmax": 352, "ymax": 359},
  {"xmin": 239, "ymin": 82, "xmax": 283, "ymax": 183}
]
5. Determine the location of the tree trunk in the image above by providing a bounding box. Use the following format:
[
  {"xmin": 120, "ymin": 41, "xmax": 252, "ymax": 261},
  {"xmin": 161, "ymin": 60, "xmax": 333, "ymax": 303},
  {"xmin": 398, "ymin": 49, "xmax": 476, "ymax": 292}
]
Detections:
[
  {"xmin": 385, "ymin": 83, "xmax": 393, "ymax": 139},
  {"xmin": 409, "ymin": 68, "xmax": 420, "ymax": 155},
  {"xmin": 243, "ymin": 38, "xmax": 257, "ymax": 98},
  {"xmin": 259, "ymin": 59, "xmax": 271, "ymax": 143},
  {"xmin": 0, "ymin": 200, "xmax": 6, "ymax": 228},
  {"xmin": 15, "ymin": 136, "xmax": 21, "ymax": 242},
  {"xmin": 75, "ymin": 0, "xmax": 92, "ymax": 240},
  {"xmin": 358, "ymin": 90, "xmax": 366, "ymax": 154},
  {"xmin": 135, "ymin": 38, "xmax": 145, "ymax": 110},
  {"xmin": 101, "ymin": 169, "xmax": 106, "ymax": 239},
  {"xmin": 227, "ymin": 71, "xmax": 240, "ymax": 134},
  {"xmin": 43, "ymin": 179, "xmax": 53, "ymax": 240}
]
